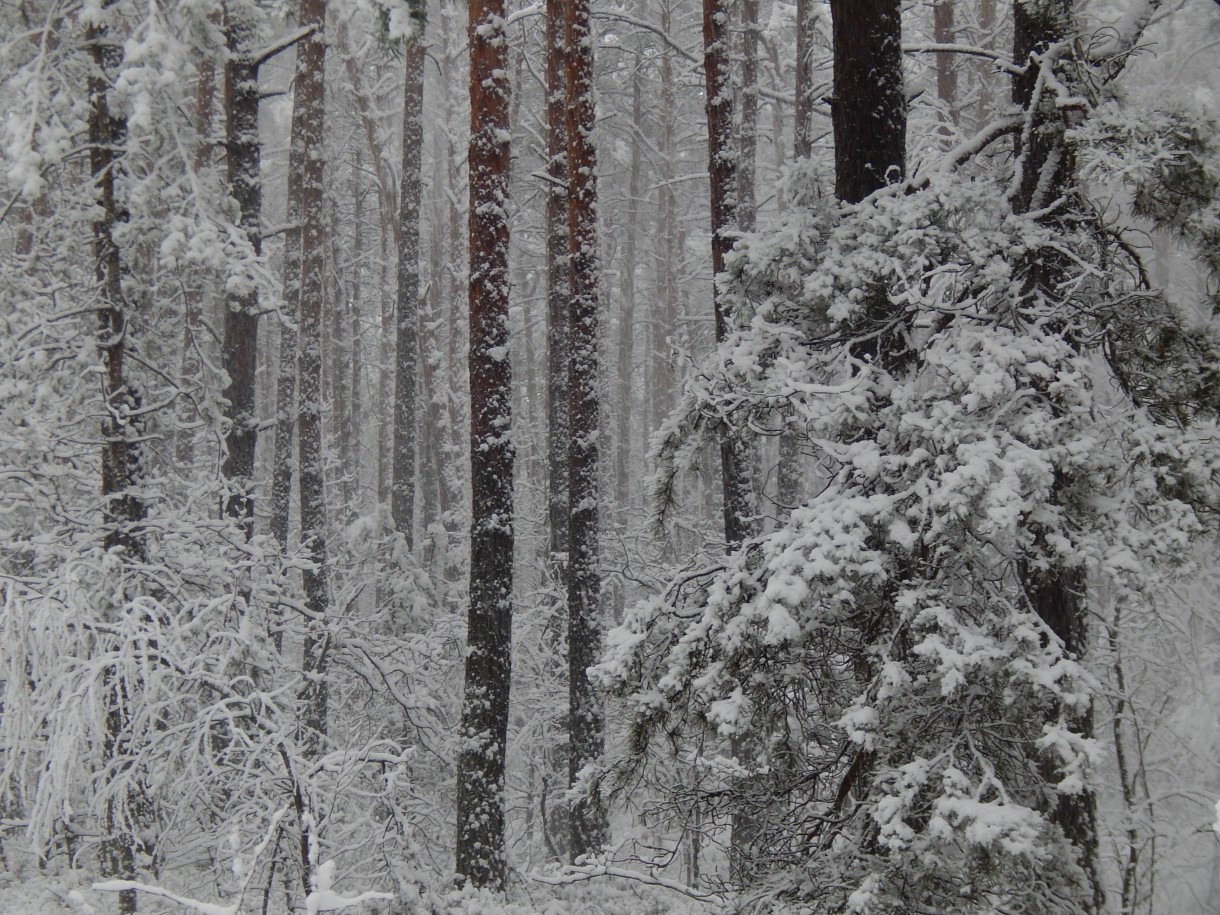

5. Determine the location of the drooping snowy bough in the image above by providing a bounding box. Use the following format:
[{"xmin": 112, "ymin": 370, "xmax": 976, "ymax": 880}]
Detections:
[{"xmin": 592, "ymin": 58, "xmax": 1220, "ymax": 915}]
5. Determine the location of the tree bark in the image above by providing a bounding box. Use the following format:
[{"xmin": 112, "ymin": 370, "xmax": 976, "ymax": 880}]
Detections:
[
  {"xmin": 829, "ymin": 0, "xmax": 905, "ymax": 206},
  {"xmin": 776, "ymin": 0, "xmax": 819, "ymax": 515},
  {"xmin": 221, "ymin": 1, "xmax": 263, "ymax": 537},
  {"xmin": 794, "ymin": 0, "xmax": 816, "ymax": 162},
  {"xmin": 829, "ymin": 0, "xmax": 907, "ymax": 370},
  {"xmin": 455, "ymin": 0, "xmax": 514, "ymax": 888},
  {"xmin": 650, "ymin": 0, "xmax": 678, "ymax": 436},
  {"xmin": 294, "ymin": 0, "xmax": 330, "ymax": 764},
  {"xmin": 563, "ymin": 0, "xmax": 607, "ymax": 861},
  {"xmin": 703, "ymin": 0, "xmax": 753, "ymax": 549},
  {"xmin": 545, "ymin": 0, "xmax": 570, "ymax": 594},
  {"xmin": 177, "ymin": 50, "xmax": 217, "ymax": 468},
  {"xmin": 1010, "ymin": 4, "xmax": 1103, "ymax": 909},
  {"xmin": 392, "ymin": 11, "xmax": 426, "ymax": 544},
  {"xmin": 270, "ymin": 50, "xmax": 308, "ymax": 555},
  {"xmin": 737, "ymin": 0, "xmax": 759, "ymax": 234},
  {"xmin": 933, "ymin": 0, "xmax": 959, "ymax": 133},
  {"xmin": 90, "ymin": 3, "xmax": 144, "ymax": 910}
]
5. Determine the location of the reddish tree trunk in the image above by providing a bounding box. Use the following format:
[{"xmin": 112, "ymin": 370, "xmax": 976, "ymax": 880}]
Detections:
[
  {"xmin": 221, "ymin": 2, "xmax": 263, "ymax": 536},
  {"xmin": 545, "ymin": 0, "xmax": 570, "ymax": 589},
  {"xmin": 455, "ymin": 0, "xmax": 514, "ymax": 888}
]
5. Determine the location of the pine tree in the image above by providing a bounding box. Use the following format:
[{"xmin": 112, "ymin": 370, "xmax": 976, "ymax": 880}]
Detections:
[{"xmin": 455, "ymin": 0, "xmax": 515, "ymax": 887}]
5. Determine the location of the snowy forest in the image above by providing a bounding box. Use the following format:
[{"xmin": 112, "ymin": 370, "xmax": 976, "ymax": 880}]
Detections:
[{"xmin": 2, "ymin": 0, "xmax": 1220, "ymax": 912}]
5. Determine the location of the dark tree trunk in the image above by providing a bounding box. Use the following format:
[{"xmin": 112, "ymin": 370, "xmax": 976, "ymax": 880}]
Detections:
[
  {"xmin": 270, "ymin": 59, "xmax": 308, "ymax": 556},
  {"xmin": 737, "ymin": 0, "xmax": 759, "ymax": 234},
  {"xmin": 545, "ymin": 0, "xmax": 570, "ymax": 592},
  {"xmin": 392, "ymin": 13, "xmax": 426, "ymax": 544},
  {"xmin": 702, "ymin": 0, "xmax": 753, "ymax": 549},
  {"xmin": 221, "ymin": 2, "xmax": 263, "ymax": 537},
  {"xmin": 830, "ymin": 0, "xmax": 907, "ymax": 371},
  {"xmin": 933, "ymin": 0, "xmax": 959, "ymax": 132},
  {"xmin": 90, "ymin": 4, "xmax": 143, "ymax": 911},
  {"xmin": 1011, "ymin": 5, "xmax": 1103, "ymax": 910},
  {"xmin": 829, "ymin": 0, "xmax": 905, "ymax": 206},
  {"xmin": 705, "ymin": 0, "xmax": 760, "ymax": 877},
  {"xmin": 294, "ymin": 0, "xmax": 330, "ymax": 765},
  {"xmin": 563, "ymin": 0, "xmax": 606, "ymax": 862},
  {"xmin": 455, "ymin": 0, "xmax": 514, "ymax": 889}
]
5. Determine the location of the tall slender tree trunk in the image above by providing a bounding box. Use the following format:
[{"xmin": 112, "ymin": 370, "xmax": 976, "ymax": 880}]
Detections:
[
  {"xmin": 545, "ymin": 0, "xmax": 570, "ymax": 596},
  {"xmin": 737, "ymin": 0, "xmax": 759, "ymax": 234},
  {"xmin": 703, "ymin": 0, "xmax": 754, "ymax": 549},
  {"xmin": 617, "ymin": 18, "xmax": 643, "ymax": 513},
  {"xmin": 392, "ymin": 9, "xmax": 426, "ymax": 544},
  {"xmin": 1010, "ymin": 4, "xmax": 1102, "ymax": 909},
  {"xmin": 90, "ymin": 4, "xmax": 143, "ymax": 911},
  {"xmin": 705, "ymin": 0, "xmax": 760, "ymax": 878},
  {"xmin": 270, "ymin": 47, "xmax": 309, "ymax": 555},
  {"xmin": 221, "ymin": 2, "xmax": 263, "ymax": 537},
  {"xmin": 650, "ymin": 0, "xmax": 678, "ymax": 437},
  {"xmin": 455, "ymin": 0, "xmax": 514, "ymax": 888},
  {"xmin": 974, "ymin": 0, "xmax": 998, "ymax": 130},
  {"xmin": 775, "ymin": 0, "xmax": 817, "ymax": 516},
  {"xmin": 294, "ymin": 0, "xmax": 330, "ymax": 766},
  {"xmin": 933, "ymin": 0, "xmax": 959, "ymax": 134},
  {"xmin": 178, "ymin": 51, "xmax": 217, "ymax": 468},
  {"xmin": 350, "ymin": 147, "xmax": 365, "ymax": 513},
  {"xmin": 563, "ymin": 0, "xmax": 606, "ymax": 861}
]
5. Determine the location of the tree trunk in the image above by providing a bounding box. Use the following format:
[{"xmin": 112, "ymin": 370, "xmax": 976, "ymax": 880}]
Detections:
[
  {"xmin": 829, "ymin": 0, "xmax": 905, "ymax": 206},
  {"xmin": 90, "ymin": 3, "xmax": 143, "ymax": 910},
  {"xmin": 221, "ymin": 2, "xmax": 263, "ymax": 537},
  {"xmin": 270, "ymin": 51, "xmax": 308, "ymax": 555},
  {"xmin": 563, "ymin": 0, "xmax": 606, "ymax": 861},
  {"xmin": 933, "ymin": 0, "xmax": 959, "ymax": 133},
  {"xmin": 392, "ymin": 13, "xmax": 426, "ymax": 544},
  {"xmin": 650, "ymin": 0, "xmax": 678, "ymax": 436},
  {"xmin": 1010, "ymin": 4, "xmax": 1103, "ymax": 909},
  {"xmin": 737, "ymin": 0, "xmax": 759, "ymax": 234},
  {"xmin": 776, "ymin": 0, "xmax": 818, "ymax": 515},
  {"xmin": 703, "ymin": 0, "xmax": 753, "ymax": 549},
  {"xmin": 616, "ymin": 14, "xmax": 644, "ymax": 514},
  {"xmin": 974, "ymin": 0, "xmax": 998, "ymax": 130},
  {"xmin": 294, "ymin": 0, "xmax": 330, "ymax": 764},
  {"xmin": 829, "ymin": 0, "xmax": 907, "ymax": 369},
  {"xmin": 177, "ymin": 51, "xmax": 217, "ymax": 468},
  {"xmin": 455, "ymin": 0, "xmax": 514, "ymax": 888},
  {"xmin": 794, "ymin": 0, "xmax": 816, "ymax": 162},
  {"xmin": 545, "ymin": 0, "xmax": 570, "ymax": 595}
]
